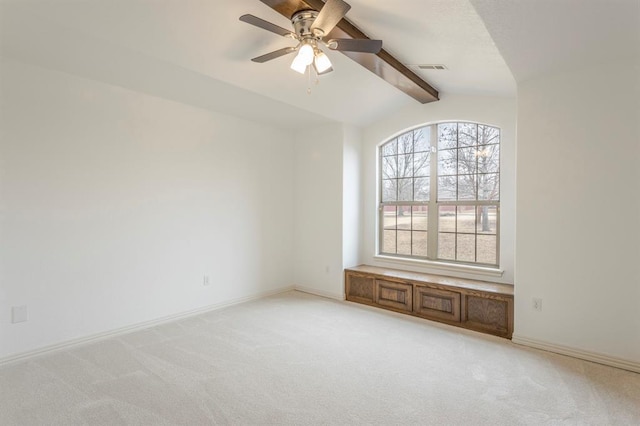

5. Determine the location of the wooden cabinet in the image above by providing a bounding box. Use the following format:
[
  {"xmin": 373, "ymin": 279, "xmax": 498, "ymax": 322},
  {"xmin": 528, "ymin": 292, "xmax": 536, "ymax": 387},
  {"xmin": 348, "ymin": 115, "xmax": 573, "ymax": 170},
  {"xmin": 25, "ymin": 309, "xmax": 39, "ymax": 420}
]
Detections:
[
  {"xmin": 463, "ymin": 293, "xmax": 512, "ymax": 336},
  {"xmin": 345, "ymin": 265, "xmax": 514, "ymax": 339},
  {"xmin": 345, "ymin": 272, "xmax": 375, "ymax": 305},
  {"xmin": 414, "ymin": 285, "xmax": 461, "ymax": 322},
  {"xmin": 375, "ymin": 279, "xmax": 412, "ymax": 312}
]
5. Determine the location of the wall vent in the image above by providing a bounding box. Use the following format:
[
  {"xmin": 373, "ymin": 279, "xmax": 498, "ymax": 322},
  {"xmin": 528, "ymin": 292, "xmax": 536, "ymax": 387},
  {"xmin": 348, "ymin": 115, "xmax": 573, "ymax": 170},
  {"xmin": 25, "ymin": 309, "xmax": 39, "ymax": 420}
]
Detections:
[{"xmin": 417, "ymin": 64, "xmax": 447, "ymax": 70}]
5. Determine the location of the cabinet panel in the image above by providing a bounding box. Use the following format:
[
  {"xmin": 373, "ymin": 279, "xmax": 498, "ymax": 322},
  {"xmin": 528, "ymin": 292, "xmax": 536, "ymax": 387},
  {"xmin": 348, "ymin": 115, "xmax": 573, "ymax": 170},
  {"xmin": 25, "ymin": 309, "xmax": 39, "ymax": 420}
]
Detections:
[
  {"xmin": 463, "ymin": 295, "xmax": 511, "ymax": 336},
  {"xmin": 414, "ymin": 285, "xmax": 461, "ymax": 322},
  {"xmin": 375, "ymin": 279, "xmax": 412, "ymax": 312},
  {"xmin": 345, "ymin": 273, "xmax": 375, "ymax": 304}
]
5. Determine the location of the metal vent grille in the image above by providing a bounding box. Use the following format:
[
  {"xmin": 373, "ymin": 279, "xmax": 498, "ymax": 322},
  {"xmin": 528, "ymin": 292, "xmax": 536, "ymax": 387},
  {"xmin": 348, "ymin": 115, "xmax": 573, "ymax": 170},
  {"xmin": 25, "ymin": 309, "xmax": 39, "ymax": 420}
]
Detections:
[{"xmin": 417, "ymin": 64, "xmax": 447, "ymax": 70}]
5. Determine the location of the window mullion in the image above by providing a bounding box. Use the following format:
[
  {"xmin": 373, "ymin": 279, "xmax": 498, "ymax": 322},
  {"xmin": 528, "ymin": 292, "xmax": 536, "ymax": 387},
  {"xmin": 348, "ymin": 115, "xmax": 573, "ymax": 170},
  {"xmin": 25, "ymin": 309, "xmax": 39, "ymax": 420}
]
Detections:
[
  {"xmin": 428, "ymin": 125, "xmax": 438, "ymax": 260},
  {"xmin": 378, "ymin": 149, "xmax": 384, "ymax": 255}
]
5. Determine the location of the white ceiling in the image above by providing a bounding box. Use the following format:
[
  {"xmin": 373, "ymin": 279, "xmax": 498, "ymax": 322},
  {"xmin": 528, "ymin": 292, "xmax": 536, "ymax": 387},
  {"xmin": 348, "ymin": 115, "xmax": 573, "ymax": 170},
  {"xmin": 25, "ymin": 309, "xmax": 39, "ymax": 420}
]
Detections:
[
  {"xmin": 8, "ymin": 1, "xmax": 634, "ymax": 129},
  {"xmin": 470, "ymin": 0, "xmax": 640, "ymax": 84},
  {"xmin": 0, "ymin": 0, "xmax": 517, "ymax": 128}
]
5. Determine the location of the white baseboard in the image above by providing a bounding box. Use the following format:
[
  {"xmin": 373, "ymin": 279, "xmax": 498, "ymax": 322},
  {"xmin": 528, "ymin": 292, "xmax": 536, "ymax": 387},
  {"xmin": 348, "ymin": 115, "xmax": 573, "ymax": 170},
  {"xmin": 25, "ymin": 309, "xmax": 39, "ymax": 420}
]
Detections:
[
  {"xmin": 294, "ymin": 285, "xmax": 345, "ymax": 301},
  {"xmin": 512, "ymin": 334, "xmax": 640, "ymax": 374},
  {"xmin": 0, "ymin": 285, "xmax": 294, "ymax": 367}
]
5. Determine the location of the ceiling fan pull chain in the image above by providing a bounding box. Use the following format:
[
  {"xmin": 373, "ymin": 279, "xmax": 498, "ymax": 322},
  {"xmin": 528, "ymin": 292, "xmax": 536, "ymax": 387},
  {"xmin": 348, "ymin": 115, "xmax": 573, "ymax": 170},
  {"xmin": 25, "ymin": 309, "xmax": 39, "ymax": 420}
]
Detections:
[{"xmin": 307, "ymin": 65, "xmax": 312, "ymax": 94}]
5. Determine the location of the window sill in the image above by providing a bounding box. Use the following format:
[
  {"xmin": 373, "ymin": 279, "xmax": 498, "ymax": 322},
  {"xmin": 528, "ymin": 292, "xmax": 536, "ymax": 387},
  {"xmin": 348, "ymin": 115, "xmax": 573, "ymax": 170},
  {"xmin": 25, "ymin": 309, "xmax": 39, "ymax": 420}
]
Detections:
[{"xmin": 373, "ymin": 255, "xmax": 504, "ymax": 279}]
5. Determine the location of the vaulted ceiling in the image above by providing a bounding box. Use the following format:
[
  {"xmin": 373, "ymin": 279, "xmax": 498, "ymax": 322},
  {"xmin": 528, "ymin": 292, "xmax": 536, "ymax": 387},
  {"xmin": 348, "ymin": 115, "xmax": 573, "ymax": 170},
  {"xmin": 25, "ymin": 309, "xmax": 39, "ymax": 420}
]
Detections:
[
  {"xmin": 2, "ymin": 0, "xmax": 636, "ymax": 129},
  {"xmin": 470, "ymin": 0, "xmax": 639, "ymax": 83}
]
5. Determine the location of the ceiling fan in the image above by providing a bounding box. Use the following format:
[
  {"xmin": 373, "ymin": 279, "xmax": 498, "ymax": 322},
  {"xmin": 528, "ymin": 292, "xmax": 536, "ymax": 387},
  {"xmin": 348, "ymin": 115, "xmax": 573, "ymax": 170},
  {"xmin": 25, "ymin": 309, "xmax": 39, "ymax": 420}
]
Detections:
[{"xmin": 239, "ymin": 0, "xmax": 382, "ymax": 75}]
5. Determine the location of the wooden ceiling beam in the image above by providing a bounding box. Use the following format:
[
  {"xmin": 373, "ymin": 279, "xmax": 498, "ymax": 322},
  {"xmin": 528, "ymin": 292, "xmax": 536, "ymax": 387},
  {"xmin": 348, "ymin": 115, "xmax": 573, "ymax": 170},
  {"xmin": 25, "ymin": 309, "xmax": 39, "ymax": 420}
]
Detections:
[{"xmin": 259, "ymin": 0, "xmax": 439, "ymax": 103}]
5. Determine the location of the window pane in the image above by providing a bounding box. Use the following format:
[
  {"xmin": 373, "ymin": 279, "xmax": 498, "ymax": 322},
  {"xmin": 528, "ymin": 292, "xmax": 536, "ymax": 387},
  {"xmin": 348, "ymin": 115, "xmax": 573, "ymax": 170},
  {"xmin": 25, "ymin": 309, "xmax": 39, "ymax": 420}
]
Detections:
[
  {"xmin": 438, "ymin": 123, "xmax": 458, "ymax": 149},
  {"xmin": 439, "ymin": 206, "xmax": 456, "ymax": 232},
  {"xmin": 382, "ymin": 140, "xmax": 397, "ymax": 156},
  {"xmin": 398, "ymin": 178, "xmax": 413, "ymax": 201},
  {"xmin": 438, "ymin": 149, "xmax": 457, "ymax": 175},
  {"xmin": 478, "ymin": 173, "xmax": 499, "ymax": 200},
  {"xmin": 414, "ymin": 177, "xmax": 430, "ymax": 201},
  {"xmin": 412, "ymin": 206, "xmax": 428, "ymax": 231},
  {"xmin": 477, "ymin": 144, "xmax": 499, "ymax": 174},
  {"xmin": 382, "ymin": 179, "xmax": 397, "ymax": 202},
  {"xmin": 477, "ymin": 206, "xmax": 498, "ymax": 234},
  {"xmin": 382, "ymin": 230, "xmax": 396, "ymax": 253},
  {"xmin": 477, "ymin": 235, "xmax": 497, "ymax": 265},
  {"xmin": 382, "ymin": 206, "xmax": 397, "ymax": 230},
  {"xmin": 382, "ymin": 156, "xmax": 397, "ymax": 179},
  {"xmin": 457, "ymin": 206, "xmax": 476, "ymax": 233},
  {"xmin": 398, "ymin": 133, "xmax": 413, "ymax": 154},
  {"xmin": 478, "ymin": 125, "xmax": 500, "ymax": 145},
  {"xmin": 397, "ymin": 206, "xmax": 412, "ymax": 230},
  {"xmin": 456, "ymin": 234, "xmax": 476, "ymax": 262},
  {"xmin": 458, "ymin": 147, "xmax": 477, "ymax": 175},
  {"xmin": 398, "ymin": 154, "xmax": 413, "ymax": 178},
  {"xmin": 458, "ymin": 175, "xmax": 477, "ymax": 200},
  {"xmin": 414, "ymin": 129, "xmax": 430, "ymax": 152},
  {"xmin": 459, "ymin": 123, "xmax": 478, "ymax": 147},
  {"xmin": 438, "ymin": 176, "xmax": 456, "ymax": 201},
  {"xmin": 414, "ymin": 152, "xmax": 430, "ymax": 177},
  {"xmin": 438, "ymin": 233, "xmax": 455, "ymax": 260},
  {"xmin": 397, "ymin": 231, "xmax": 411, "ymax": 255},
  {"xmin": 412, "ymin": 231, "xmax": 428, "ymax": 256}
]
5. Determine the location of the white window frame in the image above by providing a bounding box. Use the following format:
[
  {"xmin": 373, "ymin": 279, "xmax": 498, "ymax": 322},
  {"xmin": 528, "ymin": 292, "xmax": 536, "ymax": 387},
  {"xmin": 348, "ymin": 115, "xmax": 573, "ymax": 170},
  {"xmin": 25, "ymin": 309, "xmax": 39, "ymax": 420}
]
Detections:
[{"xmin": 377, "ymin": 122, "xmax": 501, "ymax": 271}]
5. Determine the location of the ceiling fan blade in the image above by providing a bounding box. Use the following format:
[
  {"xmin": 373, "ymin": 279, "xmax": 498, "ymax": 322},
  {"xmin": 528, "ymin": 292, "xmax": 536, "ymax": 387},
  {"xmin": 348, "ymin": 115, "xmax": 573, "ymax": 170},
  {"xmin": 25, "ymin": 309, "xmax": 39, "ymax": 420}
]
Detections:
[
  {"xmin": 310, "ymin": 0, "xmax": 351, "ymax": 36},
  {"xmin": 239, "ymin": 14, "xmax": 295, "ymax": 38},
  {"xmin": 328, "ymin": 38, "xmax": 382, "ymax": 54},
  {"xmin": 251, "ymin": 46, "xmax": 297, "ymax": 63}
]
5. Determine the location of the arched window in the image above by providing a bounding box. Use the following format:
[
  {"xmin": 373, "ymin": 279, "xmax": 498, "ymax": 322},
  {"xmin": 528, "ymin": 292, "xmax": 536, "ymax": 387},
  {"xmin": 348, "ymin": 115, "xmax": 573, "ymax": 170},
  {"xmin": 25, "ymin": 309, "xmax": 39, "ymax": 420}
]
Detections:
[{"xmin": 379, "ymin": 122, "xmax": 500, "ymax": 266}]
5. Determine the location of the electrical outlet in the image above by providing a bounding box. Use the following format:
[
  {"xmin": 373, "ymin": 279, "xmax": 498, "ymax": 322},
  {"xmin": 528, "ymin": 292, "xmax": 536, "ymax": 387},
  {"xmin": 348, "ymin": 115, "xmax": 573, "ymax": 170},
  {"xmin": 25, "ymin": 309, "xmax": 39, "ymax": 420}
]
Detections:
[
  {"xmin": 532, "ymin": 298, "xmax": 543, "ymax": 311},
  {"xmin": 203, "ymin": 275, "xmax": 210, "ymax": 286},
  {"xmin": 12, "ymin": 306, "xmax": 28, "ymax": 323}
]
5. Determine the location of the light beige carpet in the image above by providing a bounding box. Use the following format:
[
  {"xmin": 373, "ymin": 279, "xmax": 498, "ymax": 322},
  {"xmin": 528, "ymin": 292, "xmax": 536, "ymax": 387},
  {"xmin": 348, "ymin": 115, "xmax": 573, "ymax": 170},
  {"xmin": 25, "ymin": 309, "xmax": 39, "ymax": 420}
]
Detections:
[{"xmin": 1, "ymin": 291, "xmax": 639, "ymax": 425}]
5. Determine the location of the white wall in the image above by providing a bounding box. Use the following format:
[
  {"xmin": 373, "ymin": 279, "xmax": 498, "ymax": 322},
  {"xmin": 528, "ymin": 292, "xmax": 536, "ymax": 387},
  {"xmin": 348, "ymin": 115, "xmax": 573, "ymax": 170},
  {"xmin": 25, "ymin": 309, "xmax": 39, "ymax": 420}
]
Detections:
[
  {"xmin": 292, "ymin": 124, "xmax": 345, "ymax": 299},
  {"xmin": 0, "ymin": 59, "xmax": 295, "ymax": 359},
  {"xmin": 514, "ymin": 60, "xmax": 640, "ymax": 363},
  {"xmin": 361, "ymin": 94, "xmax": 517, "ymax": 284},
  {"xmin": 342, "ymin": 125, "xmax": 362, "ymax": 271}
]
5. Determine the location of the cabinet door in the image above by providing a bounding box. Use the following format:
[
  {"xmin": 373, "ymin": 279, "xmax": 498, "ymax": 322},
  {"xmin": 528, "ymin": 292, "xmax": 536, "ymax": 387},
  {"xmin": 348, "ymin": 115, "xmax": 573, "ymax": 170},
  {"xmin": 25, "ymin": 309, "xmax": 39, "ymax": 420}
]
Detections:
[
  {"xmin": 375, "ymin": 279, "xmax": 413, "ymax": 312},
  {"xmin": 345, "ymin": 272, "xmax": 375, "ymax": 304},
  {"xmin": 462, "ymin": 294, "xmax": 513, "ymax": 338},
  {"xmin": 413, "ymin": 285, "xmax": 461, "ymax": 322}
]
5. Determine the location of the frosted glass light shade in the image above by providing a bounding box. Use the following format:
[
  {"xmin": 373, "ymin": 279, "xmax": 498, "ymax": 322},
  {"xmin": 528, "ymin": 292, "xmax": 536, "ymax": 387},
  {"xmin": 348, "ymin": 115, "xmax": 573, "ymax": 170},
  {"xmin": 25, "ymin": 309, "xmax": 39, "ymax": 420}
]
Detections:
[
  {"xmin": 290, "ymin": 55, "xmax": 307, "ymax": 74},
  {"xmin": 314, "ymin": 52, "xmax": 332, "ymax": 73},
  {"xmin": 297, "ymin": 43, "xmax": 314, "ymax": 65}
]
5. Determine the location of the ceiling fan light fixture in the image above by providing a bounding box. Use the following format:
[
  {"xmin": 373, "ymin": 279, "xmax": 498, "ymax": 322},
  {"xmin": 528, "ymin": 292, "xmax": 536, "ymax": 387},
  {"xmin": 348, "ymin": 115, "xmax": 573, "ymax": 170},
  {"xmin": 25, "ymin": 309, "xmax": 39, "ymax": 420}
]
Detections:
[
  {"xmin": 297, "ymin": 43, "xmax": 315, "ymax": 66},
  {"xmin": 290, "ymin": 54, "xmax": 308, "ymax": 74},
  {"xmin": 314, "ymin": 51, "xmax": 332, "ymax": 73}
]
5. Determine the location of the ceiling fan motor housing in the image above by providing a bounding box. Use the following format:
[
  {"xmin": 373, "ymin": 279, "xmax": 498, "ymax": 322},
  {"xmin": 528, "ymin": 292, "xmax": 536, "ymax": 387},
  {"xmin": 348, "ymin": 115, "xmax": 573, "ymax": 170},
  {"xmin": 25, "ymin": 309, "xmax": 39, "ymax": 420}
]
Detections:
[{"xmin": 292, "ymin": 10, "xmax": 320, "ymax": 39}]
